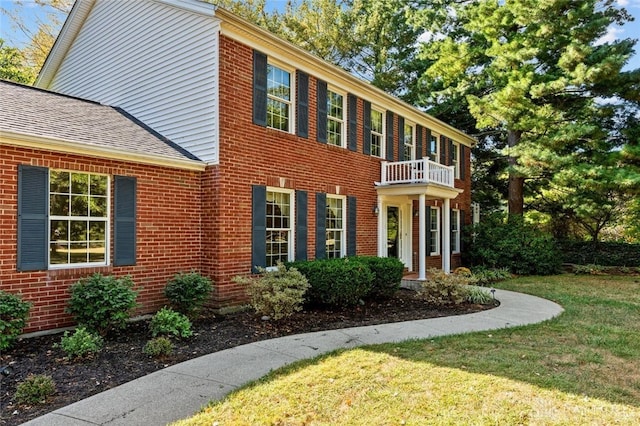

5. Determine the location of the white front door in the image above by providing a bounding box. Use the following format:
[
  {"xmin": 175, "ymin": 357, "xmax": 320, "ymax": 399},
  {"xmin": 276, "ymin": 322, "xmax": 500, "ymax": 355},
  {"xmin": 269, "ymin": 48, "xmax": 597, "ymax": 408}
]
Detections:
[{"xmin": 385, "ymin": 204, "xmax": 412, "ymax": 270}]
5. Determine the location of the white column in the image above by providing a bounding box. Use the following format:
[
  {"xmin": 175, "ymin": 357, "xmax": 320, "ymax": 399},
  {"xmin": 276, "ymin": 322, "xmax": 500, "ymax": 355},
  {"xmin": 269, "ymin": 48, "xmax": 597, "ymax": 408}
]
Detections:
[
  {"xmin": 442, "ymin": 198, "xmax": 451, "ymax": 273},
  {"xmin": 377, "ymin": 197, "xmax": 385, "ymax": 257},
  {"xmin": 418, "ymin": 194, "xmax": 426, "ymax": 280}
]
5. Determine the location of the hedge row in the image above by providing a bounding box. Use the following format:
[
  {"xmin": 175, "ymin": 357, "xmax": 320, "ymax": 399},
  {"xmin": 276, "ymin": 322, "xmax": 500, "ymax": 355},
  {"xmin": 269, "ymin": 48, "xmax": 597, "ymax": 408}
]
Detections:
[{"xmin": 558, "ymin": 241, "xmax": 640, "ymax": 267}]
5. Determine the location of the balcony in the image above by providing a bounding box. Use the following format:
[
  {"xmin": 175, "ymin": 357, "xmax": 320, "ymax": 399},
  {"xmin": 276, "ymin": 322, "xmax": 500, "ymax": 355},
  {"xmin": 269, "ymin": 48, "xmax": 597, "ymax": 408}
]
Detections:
[{"xmin": 379, "ymin": 158, "xmax": 454, "ymax": 188}]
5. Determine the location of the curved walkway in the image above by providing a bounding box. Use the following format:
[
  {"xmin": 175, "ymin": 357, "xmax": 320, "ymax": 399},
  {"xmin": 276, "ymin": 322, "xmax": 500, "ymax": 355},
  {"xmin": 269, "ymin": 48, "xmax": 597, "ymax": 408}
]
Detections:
[{"xmin": 24, "ymin": 289, "xmax": 563, "ymax": 426}]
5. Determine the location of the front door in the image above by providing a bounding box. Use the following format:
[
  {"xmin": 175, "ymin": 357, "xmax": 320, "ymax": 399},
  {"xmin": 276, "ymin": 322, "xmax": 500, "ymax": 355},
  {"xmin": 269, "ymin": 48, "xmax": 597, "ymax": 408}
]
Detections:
[{"xmin": 387, "ymin": 206, "xmax": 400, "ymax": 259}]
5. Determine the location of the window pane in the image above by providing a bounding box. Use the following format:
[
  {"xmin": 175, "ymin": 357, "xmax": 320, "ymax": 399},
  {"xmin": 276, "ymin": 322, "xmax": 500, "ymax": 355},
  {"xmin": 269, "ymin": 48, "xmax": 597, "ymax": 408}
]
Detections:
[
  {"xmin": 89, "ymin": 221, "xmax": 105, "ymax": 241},
  {"xmin": 70, "ymin": 220, "xmax": 88, "ymax": 242},
  {"xmin": 50, "ymin": 171, "xmax": 69, "ymax": 193},
  {"xmin": 70, "ymin": 242, "xmax": 88, "ymax": 263},
  {"xmin": 50, "ymin": 194, "xmax": 69, "ymax": 216},
  {"xmin": 71, "ymin": 173, "xmax": 88, "ymax": 194},
  {"xmin": 50, "ymin": 241, "xmax": 69, "ymax": 264},
  {"xmin": 267, "ymin": 65, "xmax": 290, "ymax": 101},
  {"xmin": 71, "ymin": 195, "xmax": 89, "ymax": 216},
  {"xmin": 90, "ymin": 175, "xmax": 108, "ymax": 196},
  {"xmin": 89, "ymin": 242, "xmax": 106, "ymax": 263},
  {"xmin": 90, "ymin": 196, "xmax": 107, "ymax": 217}
]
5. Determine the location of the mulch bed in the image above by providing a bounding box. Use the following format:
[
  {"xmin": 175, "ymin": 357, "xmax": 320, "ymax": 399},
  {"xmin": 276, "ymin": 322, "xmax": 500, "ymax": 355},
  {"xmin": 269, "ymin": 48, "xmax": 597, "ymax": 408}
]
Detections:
[{"xmin": 0, "ymin": 289, "xmax": 497, "ymax": 426}]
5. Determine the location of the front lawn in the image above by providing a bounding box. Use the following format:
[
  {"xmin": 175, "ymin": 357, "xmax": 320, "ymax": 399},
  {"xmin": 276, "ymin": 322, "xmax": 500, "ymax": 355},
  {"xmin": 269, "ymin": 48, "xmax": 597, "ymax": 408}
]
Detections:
[{"xmin": 172, "ymin": 274, "xmax": 640, "ymax": 425}]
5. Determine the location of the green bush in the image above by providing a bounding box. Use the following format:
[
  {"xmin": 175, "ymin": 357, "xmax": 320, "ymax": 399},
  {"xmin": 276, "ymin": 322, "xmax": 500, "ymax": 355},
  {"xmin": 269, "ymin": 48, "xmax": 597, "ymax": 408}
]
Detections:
[
  {"xmin": 466, "ymin": 286, "xmax": 494, "ymax": 305},
  {"xmin": 234, "ymin": 262, "xmax": 309, "ymax": 320},
  {"xmin": 14, "ymin": 374, "xmax": 56, "ymax": 405},
  {"xmin": 287, "ymin": 258, "xmax": 374, "ymax": 307},
  {"xmin": 150, "ymin": 307, "xmax": 193, "ymax": 338},
  {"xmin": 164, "ymin": 272, "xmax": 213, "ymax": 316},
  {"xmin": 558, "ymin": 241, "xmax": 640, "ymax": 267},
  {"xmin": 66, "ymin": 274, "xmax": 138, "ymax": 335},
  {"xmin": 353, "ymin": 256, "xmax": 404, "ymax": 299},
  {"xmin": 143, "ymin": 337, "xmax": 174, "ymax": 357},
  {"xmin": 418, "ymin": 269, "xmax": 474, "ymax": 305},
  {"xmin": 464, "ymin": 213, "xmax": 561, "ymax": 275},
  {"xmin": 0, "ymin": 290, "xmax": 31, "ymax": 350},
  {"xmin": 56, "ymin": 327, "xmax": 103, "ymax": 359},
  {"xmin": 471, "ymin": 267, "xmax": 513, "ymax": 286}
]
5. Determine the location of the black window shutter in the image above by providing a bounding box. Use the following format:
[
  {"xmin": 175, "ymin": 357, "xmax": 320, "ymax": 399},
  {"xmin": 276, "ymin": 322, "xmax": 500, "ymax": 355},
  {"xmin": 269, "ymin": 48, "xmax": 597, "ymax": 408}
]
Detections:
[
  {"xmin": 460, "ymin": 145, "xmax": 466, "ymax": 180},
  {"xmin": 295, "ymin": 190, "xmax": 308, "ymax": 261},
  {"xmin": 449, "ymin": 139, "xmax": 455, "ymax": 167},
  {"xmin": 426, "ymin": 206, "xmax": 432, "ymax": 256},
  {"xmin": 252, "ymin": 50, "xmax": 267, "ymax": 127},
  {"xmin": 316, "ymin": 80, "xmax": 328, "ymax": 143},
  {"xmin": 416, "ymin": 125, "xmax": 423, "ymax": 159},
  {"xmin": 114, "ymin": 176, "xmax": 137, "ymax": 266},
  {"xmin": 296, "ymin": 71, "xmax": 309, "ymax": 138},
  {"xmin": 386, "ymin": 112, "xmax": 394, "ymax": 161},
  {"xmin": 363, "ymin": 100, "xmax": 371, "ymax": 155},
  {"xmin": 347, "ymin": 196, "xmax": 357, "ymax": 256},
  {"xmin": 440, "ymin": 135, "xmax": 447, "ymax": 165},
  {"xmin": 251, "ymin": 185, "xmax": 267, "ymax": 272},
  {"xmin": 315, "ymin": 193, "xmax": 326, "ymax": 259},
  {"xmin": 347, "ymin": 93, "xmax": 358, "ymax": 152},
  {"xmin": 397, "ymin": 115, "xmax": 405, "ymax": 161},
  {"xmin": 425, "ymin": 128, "xmax": 432, "ymax": 158},
  {"xmin": 17, "ymin": 165, "xmax": 48, "ymax": 271}
]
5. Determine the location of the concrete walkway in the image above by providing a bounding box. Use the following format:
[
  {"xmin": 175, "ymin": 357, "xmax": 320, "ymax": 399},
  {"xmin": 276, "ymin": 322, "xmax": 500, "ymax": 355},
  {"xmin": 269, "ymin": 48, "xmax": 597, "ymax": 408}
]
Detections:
[{"xmin": 23, "ymin": 289, "xmax": 563, "ymax": 426}]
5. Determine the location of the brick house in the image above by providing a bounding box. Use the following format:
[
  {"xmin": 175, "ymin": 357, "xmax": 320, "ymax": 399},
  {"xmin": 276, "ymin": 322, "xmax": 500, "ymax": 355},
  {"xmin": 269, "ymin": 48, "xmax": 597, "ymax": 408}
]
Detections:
[{"xmin": 1, "ymin": 0, "xmax": 475, "ymax": 333}]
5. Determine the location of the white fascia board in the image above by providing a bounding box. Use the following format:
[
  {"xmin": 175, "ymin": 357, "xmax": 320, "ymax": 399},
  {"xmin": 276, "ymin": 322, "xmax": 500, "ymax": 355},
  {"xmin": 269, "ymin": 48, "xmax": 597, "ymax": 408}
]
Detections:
[
  {"xmin": 215, "ymin": 8, "xmax": 476, "ymax": 147},
  {"xmin": 153, "ymin": 0, "xmax": 216, "ymax": 16},
  {"xmin": 1, "ymin": 131, "xmax": 207, "ymax": 172}
]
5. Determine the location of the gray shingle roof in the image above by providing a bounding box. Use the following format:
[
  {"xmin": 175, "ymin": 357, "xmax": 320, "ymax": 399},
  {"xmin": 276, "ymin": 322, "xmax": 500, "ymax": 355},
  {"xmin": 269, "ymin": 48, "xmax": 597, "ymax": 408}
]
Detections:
[{"xmin": 0, "ymin": 80, "xmax": 201, "ymax": 163}]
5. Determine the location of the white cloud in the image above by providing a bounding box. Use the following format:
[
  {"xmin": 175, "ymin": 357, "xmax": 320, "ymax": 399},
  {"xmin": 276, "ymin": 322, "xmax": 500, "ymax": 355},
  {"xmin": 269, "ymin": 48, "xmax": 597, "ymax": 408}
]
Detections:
[{"xmin": 595, "ymin": 26, "xmax": 624, "ymax": 45}]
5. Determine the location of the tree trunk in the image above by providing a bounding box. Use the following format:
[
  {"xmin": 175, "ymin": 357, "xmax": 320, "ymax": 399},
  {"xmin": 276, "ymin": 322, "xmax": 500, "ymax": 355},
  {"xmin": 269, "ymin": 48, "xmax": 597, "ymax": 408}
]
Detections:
[{"xmin": 507, "ymin": 129, "xmax": 524, "ymax": 215}]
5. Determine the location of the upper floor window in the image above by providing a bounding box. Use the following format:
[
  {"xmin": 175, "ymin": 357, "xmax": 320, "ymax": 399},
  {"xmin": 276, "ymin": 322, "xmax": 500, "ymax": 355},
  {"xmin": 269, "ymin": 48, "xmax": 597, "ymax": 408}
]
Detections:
[
  {"xmin": 429, "ymin": 206, "xmax": 440, "ymax": 255},
  {"xmin": 326, "ymin": 195, "xmax": 345, "ymax": 258},
  {"xmin": 452, "ymin": 141, "xmax": 460, "ymax": 178},
  {"xmin": 403, "ymin": 122, "xmax": 415, "ymax": 161},
  {"xmin": 327, "ymin": 89, "xmax": 345, "ymax": 147},
  {"xmin": 370, "ymin": 108, "xmax": 384, "ymax": 158},
  {"xmin": 267, "ymin": 64, "xmax": 292, "ymax": 132},
  {"xmin": 451, "ymin": 209, "xmax": 460, "ymax": 253},
  {"xmin": 49, "ymin": 170, "xmax": 109, "ymax": 267},
  {"xmin": 429, "ymin": 132, "xmax": 439, "ymax": 163},
  {"xmin": 266, "ymin": 189, "xmax": 294, "ymax": 268}
]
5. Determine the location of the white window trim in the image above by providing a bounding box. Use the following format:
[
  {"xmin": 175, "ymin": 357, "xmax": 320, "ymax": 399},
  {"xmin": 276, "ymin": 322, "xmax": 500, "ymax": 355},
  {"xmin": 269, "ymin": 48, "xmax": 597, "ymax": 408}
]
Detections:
[
  {"xmin": 267, "ymin": 60, "xmax": 295, "ymax": 134},
  {"xmin": 327, "ymin": 86, "xmax": 346, "ymax": 148},
  {"xmin": 403, "ymin": 121, "xmax": 416, "ymax": 161},
  {"xmin": 430, "ymin": 206, "xmax": 440, "ymax": 256},
  {"xmin": 265, "ymin": 187, "xmax": 295, "ymax": 270},
  {"xmin": 370, "ymin": 105, "xmax": 385, "ymax": 158},
  {"xmin": 48, "ymin": 170, "xmax": 111, "ymax": 269},
  {"xmin": 452, "ymin": 141, "xmax": 460, "ymax": 179},
  {"xmin": 451, "ymin": 209, "xmax": 461, "ymax": 254},
  {"xmin": 430, "ymin": 131, "xmax": 440, "ymax": 164},
  {"xmin": 326, "ymin": 194, "xmax": 346, "ymax": 258}
]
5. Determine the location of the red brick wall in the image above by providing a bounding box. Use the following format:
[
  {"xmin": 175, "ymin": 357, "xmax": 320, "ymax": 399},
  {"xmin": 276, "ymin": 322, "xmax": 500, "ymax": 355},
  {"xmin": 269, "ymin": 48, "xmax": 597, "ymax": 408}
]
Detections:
[
  {"xmin": 0, "ymin": 145, "xmax": 203, "ymax": 332},
  {"xmin": 209, "ymin": 35, "xmax": 473, "ymax": 304}
]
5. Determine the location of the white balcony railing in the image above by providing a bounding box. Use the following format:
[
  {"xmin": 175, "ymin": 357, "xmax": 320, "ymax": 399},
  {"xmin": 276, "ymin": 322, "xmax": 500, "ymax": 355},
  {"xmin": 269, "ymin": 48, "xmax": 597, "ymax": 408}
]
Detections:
[{"xmin": 380, "ymin": 158, "xmax": 455, "ymax": 187}]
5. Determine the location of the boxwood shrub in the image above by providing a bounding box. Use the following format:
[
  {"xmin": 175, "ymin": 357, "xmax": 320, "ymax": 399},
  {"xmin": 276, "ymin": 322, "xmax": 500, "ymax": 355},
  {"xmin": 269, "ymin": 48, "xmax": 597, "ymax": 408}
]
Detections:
[
  {"xmin": 557, "ymin": 241, "xmax": 640, "ymax": 267},
  {"xmin": 353, "ymin": 256, "xmax": 404, "ymax": 299},
  {"xmin": 286, "ymin": 258, "xmax": 374, "ymax": 307}
]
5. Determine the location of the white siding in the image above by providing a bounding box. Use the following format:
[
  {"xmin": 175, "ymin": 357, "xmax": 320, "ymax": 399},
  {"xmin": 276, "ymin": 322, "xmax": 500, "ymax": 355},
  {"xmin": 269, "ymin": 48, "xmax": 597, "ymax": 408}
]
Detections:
[{"xmin": 49, "ymin": 0, "xmax": 220, "ymax": 164}]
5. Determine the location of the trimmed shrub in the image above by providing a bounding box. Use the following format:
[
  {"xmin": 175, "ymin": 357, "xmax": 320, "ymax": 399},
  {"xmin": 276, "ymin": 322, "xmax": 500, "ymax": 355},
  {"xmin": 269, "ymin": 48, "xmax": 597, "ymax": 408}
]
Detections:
[
  {"xmin": 354, "ymin": 256, "xmax": 404, "ymax": 299},
  {"xmin": 418, "ymin": 269, "xmax": 474, "ymax": 305},
  {"xmin": 287, "ymin": 258, "xmax": 374, "ymax": 307},
  {"xmin": 558, "ymin": 241, "xmax": 640, "ymax": 267},
  {"xmin": 466, "ymin": 286, "xmax": 494, "ymax": 305},
  {"xmin": 471, "ymin": 267, "xmax": 513, "ymax": 286},
  {"xmin": 14, "ymin": 375, "xmax": 56, "ymax": 405},
  {"xmin": 150, "ymin": 307, "xmax": 193, "ymax": 338},
  {"xmin": 464, "ymin": 213, "xmax": 561, "ymax": 275},
  {"xmin": 66, "ymin": 274, "xmax": 138, "ymax": 335},
  {"xmin": 143, "ymin": 337, "xmax": 174, "ymax": 357},
  {"xmin": 0, "ymin": 290, "xmax": 31, "ymax": 350},
  {"xmin": 233, "ymin": 262, "xmax": 309, "ymax": 320},
  {"xmin": 164, "ymin": 272, "xmax": 213, "ymax": 317},
  {"xmin": 56, "ymin": 327, "xmax": 103, "ymax": 359}
]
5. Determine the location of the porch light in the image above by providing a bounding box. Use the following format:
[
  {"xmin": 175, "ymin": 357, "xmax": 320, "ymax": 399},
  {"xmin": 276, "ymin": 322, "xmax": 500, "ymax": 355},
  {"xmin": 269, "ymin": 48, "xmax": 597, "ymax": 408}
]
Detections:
[{"xmin": 373, "ymin": 205, "xmax": 379, "ymax": 216}]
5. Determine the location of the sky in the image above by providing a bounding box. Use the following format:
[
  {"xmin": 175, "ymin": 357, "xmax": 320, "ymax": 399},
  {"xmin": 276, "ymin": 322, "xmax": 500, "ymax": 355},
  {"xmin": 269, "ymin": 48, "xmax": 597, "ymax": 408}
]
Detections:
[{"xmin": 1, "ymin": 0, "xmax": 640, "ymax": 71}]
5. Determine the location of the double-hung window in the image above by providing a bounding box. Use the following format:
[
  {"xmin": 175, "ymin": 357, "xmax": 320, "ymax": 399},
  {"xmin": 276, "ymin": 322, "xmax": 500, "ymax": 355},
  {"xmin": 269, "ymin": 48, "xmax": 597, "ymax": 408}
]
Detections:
[
  {"xmin": 266, "ymin": 189, "xmax": 294, "ymax": 267},
  {"xmin": 451, "ymin": 209, "xmax": 460, "ymax": 253},
  {"xmin": 370, "ymin": 108, "xmax": 384, "ymax": 157},
  {"xmin": 327, "ymin": 89, "xmax": 345, "ymax": 147},
  {"xmin": 326, "ymin": 196, "xmax": 345, "ymax": 258},
  {"xmin": 266, "ymin": 64, "xmax": 293, "ymax": 132},
  {"xmin": 429, "ymin": 132, "xmax": 439, "ymax": 163},
  {"xmin": 451, "ymin": 141, "xmax": 460, "ymax": 178},
  {"xmin": 403, "ymin": 122, "xmax": 415, "ymax": 161},
  {"xmin": 49, "ymin": 170, "xmax": 109, "ymax": 266},
  {"xmin": 429, "ymin": 207, "xmax": 440, "ymax": 255}
]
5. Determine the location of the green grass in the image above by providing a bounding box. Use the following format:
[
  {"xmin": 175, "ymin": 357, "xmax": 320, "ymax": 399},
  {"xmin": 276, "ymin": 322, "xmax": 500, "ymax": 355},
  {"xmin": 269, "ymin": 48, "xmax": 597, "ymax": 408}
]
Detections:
[{"xmin": 172, "ymin": 274, "xmax": 640, "ymax": 425}]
